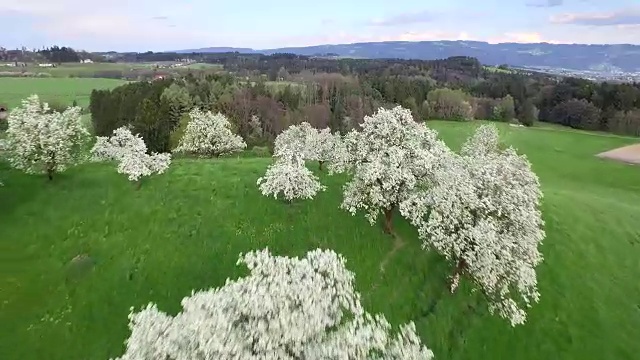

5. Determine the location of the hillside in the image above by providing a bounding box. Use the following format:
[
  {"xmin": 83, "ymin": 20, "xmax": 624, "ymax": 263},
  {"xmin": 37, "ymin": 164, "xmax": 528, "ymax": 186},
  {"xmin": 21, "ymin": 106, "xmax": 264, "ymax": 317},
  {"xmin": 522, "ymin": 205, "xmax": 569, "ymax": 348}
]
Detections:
[
  {"xmin": 175, "ymin": 41, "xmax": 640, "ymax": 73},
  {"xmin": 1, "ymin": 121, "xmax": 639, "ymax": 360}
]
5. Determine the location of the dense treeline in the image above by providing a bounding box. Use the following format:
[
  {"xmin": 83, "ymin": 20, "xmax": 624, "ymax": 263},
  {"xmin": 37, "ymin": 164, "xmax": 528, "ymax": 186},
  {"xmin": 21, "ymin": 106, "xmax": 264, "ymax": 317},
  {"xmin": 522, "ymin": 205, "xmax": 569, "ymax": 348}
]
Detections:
[
  {"xmin": 37, "ymin": 46, "xmax": 81, "ymax": 63},
  {"xmin": 90, "ymin": 71, "xmax": 385, "ymax": 153},
  {"xmin": 91, "ymin": 53, "xmax": 640, "ymax": 145}
]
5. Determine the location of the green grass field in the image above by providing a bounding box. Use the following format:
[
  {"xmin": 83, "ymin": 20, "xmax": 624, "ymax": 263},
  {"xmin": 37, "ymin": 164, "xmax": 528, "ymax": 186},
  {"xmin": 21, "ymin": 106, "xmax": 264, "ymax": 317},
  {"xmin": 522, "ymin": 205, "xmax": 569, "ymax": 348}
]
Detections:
[
  {"xmin": 0, "ymin": 77, "xmax": 127, "ymax": 109},
  {"xmin": 1, "ymin": 121, "xmax": 639, "ymax": 360},
  {"xmin": 0, "ymin": 62, "xmax": 156, "ymax": 78}
]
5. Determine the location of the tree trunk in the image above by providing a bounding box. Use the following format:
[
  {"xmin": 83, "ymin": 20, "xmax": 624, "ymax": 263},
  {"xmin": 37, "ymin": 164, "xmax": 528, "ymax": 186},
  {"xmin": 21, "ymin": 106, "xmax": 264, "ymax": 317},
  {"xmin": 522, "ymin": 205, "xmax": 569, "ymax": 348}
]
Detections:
[
  {"xmin": 136, "ymin": 180, "xmax": 142, "ymax": 190},
  {"xmin": 449, "ymin": 259, "xmax": 467, "ymax": 293},
  {"xmin": 318, "ymin": 161, "xmax": 324, "ymax": 171},
  {"xmin": 46, "ymin": 153, "xmax": 55, "ymax": 181},
  {"xmin": 383, "ymin": 205, "xmax": 395, "ymax": 234}
]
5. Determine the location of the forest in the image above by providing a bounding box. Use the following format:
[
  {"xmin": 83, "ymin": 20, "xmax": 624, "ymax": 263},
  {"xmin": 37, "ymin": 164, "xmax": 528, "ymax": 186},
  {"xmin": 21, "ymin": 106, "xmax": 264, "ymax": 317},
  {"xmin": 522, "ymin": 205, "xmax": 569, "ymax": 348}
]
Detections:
[{"xmin": 89, "ymin": 53, "xmax": 640, "ymax": 154}]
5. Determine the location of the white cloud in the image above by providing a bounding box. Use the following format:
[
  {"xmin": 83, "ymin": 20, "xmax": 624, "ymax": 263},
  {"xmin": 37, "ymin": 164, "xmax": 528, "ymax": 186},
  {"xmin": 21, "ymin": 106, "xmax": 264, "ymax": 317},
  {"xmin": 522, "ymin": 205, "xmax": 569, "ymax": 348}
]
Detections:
[{"xmin": 0, "ymin": 0, "xmax": 216, "ymax": 51}]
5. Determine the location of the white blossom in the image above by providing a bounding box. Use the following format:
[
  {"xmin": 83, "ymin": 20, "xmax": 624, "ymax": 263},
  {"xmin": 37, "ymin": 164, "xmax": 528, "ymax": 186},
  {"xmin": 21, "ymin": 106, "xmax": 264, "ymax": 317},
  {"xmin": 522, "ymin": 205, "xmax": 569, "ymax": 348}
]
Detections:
[
  {"xmin": 257, "ymin": 152, "xmax": 326, "ymax": 201},
  {"xmin": 174, "ymin": 108, "xmax": 246, "ymax": 157},
  {"xmin": 327, "ymin": 129, "xmax": 359, "ymax": 175},
  {"xmin": 400, "ymin": 124, "xmax": 545, "ymax": 326},
  {"xmin": 336, "ymin": 106, "xmax": 451, "ymax": 232},
  {"xmin": 274, "ymin": 122, "xmax": 342, "ymax": 171},
  {"xmin": 273, "ymin": 122, "xmax": 315, "ymax": 158},
  {"xmin": 306, "ymin": 127, "xmax": 342, "ymax": 170},
  {"xmin": 113, "ymin": 248, "xmax": 434, "ymax": 360},
  {"xmin": 4, "ymin": 94, "xmax": 90, "ymax": 179},
  {"xmin": 91, "ymin": 126, "xmax": 171, "ymax": 183}
]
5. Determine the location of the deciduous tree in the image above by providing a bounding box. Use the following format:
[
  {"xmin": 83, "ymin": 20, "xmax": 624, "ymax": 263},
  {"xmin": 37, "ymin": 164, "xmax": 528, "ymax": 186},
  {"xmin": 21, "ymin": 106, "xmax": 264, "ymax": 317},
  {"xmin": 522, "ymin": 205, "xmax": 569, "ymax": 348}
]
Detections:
[
  {"xmin": 400, "ymin": 125, "xmax": 545, "ymax": 326},
  {"xmin": 92, "ymin": 126, "xmax": 171, "ymax": 189},
  {"xmin": 174, "ymin": 109, "xmax": 246, "ymax": 157},
  {"xmin": 305, "ymin": 127, "xmax": 341, "ymax": 171},
  {"xmin": 5, "ymin": 94, "xmax": 90, "ymax": 180},
  {"xmin": 334, "ymin": 106, "xmax": 451, "ymax": 233},
  {"xmin": 113, "ymin": 248, "xmax": 434, "ymax": 360},
  {"xmin": 257, "ymin": 152, "xmax": 326, "ymax": 202}
]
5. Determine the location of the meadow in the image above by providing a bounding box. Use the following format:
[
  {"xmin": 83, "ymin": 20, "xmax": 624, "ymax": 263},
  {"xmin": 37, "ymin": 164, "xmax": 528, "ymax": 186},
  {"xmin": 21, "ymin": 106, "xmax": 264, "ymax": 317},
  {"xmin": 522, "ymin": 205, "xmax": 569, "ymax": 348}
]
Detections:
[
  {"xmin": 0, "ymin": 62, "xmax": 155, "ymax": 77},
  {"xmin": 0, "ymin": 77, "xmax": 127, "ymax": 109},
  {"xmin": 1, "ymin": 121, "xmax": 639, "ymax": 360}
]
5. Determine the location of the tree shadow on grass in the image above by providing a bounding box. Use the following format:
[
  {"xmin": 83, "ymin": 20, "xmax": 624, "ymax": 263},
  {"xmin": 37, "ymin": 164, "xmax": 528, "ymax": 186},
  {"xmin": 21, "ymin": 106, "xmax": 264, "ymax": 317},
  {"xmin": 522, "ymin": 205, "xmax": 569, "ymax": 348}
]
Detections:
[{"xmin": 0, "ymin": 163, "xmax": 50, "ymax": 215}]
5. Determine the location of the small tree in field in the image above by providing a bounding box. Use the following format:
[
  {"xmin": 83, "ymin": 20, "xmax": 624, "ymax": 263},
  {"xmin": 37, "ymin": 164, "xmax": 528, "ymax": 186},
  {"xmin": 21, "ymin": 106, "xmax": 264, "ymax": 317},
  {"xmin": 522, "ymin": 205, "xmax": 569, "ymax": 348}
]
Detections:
[
  {"xmin": 334, "ymin": 106, "xmax": 451, "ymax": 234},
  {"xmin": 5, "ymin": 94, "xmax": 89, "ymax": 180},
  {"xmin": 92, "ymin": 126, "xmax": 171, "ymax": 189},
  {"xmin": 113, "ymin": 248, "xmax": 434, "ymax": 360},
  {"xmin": 257, "ymin": 152, "xmax": 326, "ymax": 202},
  {"xmin": 400, "ymin": 125, "xmax": 545, "ymax": 326},
  {"xmin": 174, "ymin": 108, "xmax": 246, "ymax": 157}
]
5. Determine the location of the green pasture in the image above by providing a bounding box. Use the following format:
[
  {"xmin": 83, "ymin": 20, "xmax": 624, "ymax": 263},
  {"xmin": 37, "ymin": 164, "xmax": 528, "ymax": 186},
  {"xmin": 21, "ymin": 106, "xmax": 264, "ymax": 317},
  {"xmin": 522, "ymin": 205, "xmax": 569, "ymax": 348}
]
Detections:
[
  {"xmin": 0, "ymin": 77, "xmax": 127, "ymax": 109},
  {"xmin": 1, "ymin": 121, "xmax": 639, "ymax": 360}
]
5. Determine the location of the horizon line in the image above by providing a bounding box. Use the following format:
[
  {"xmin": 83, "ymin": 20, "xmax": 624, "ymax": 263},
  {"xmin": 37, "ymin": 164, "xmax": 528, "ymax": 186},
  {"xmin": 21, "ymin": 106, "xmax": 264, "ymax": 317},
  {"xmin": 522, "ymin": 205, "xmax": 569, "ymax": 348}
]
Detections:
[{"xmin": 4, "ymin": 39, "xmax": 640, "ymax": 53}]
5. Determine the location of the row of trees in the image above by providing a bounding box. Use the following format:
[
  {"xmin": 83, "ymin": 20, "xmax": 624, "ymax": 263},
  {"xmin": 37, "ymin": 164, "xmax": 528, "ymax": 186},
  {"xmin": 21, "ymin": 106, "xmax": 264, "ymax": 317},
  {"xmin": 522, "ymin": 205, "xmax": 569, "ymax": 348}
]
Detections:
[
  {"xmin": 89, "ymin": 72, "xmax": 529, "ymax": 156},
  {"xmin": 257, "ymin": 106, "xmax": 545, "ymax": 327}
]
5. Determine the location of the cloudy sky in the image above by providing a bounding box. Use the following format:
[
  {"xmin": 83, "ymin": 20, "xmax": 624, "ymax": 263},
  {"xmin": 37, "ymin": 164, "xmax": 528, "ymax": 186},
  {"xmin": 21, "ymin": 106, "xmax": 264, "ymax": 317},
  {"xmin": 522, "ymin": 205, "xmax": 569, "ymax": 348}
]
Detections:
[{"xmin": 0, "ymin": 0, "xmax": 639, "ymax": 51}]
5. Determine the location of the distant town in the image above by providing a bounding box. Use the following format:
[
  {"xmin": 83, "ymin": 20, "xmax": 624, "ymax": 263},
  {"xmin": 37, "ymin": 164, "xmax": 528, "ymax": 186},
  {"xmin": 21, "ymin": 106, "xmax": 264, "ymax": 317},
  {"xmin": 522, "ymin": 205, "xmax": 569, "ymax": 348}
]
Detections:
[{"xmin": 516, "ymin": 66, "xmax": 640, "ymax": 83}]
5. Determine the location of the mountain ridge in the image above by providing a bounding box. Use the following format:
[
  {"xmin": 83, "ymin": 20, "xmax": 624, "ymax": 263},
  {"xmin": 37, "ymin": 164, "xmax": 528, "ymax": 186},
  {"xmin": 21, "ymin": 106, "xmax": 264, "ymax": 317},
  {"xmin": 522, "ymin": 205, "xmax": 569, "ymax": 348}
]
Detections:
[{"xmin": 173, "ymin": 40, "xmax": 640, "ymax": 73}]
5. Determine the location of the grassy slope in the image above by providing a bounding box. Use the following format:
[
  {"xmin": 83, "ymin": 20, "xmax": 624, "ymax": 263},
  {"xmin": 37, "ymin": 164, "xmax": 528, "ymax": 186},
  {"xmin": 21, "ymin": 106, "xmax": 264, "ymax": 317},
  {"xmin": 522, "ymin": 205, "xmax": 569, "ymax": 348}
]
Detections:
[
  {"xmin": 0, "ymin": 77, "xmax": 127, "ymax": 109},
  {"xmin": 1, "ymin": 121, "xmax": 639, "ymax": 360}
]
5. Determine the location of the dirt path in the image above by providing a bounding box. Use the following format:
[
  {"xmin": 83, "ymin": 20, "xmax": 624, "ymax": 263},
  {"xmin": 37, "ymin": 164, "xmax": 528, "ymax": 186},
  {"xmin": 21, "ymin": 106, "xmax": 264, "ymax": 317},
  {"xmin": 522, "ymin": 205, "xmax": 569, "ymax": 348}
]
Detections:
[
  {"xmin": 369, "ymin": 233, "xmax": 406, "ymax": 292},
  {"xmin": 596, "ymin": 144, "xmax": 640, "ymax": 165},
  {"xmin": 378, "ymin": 232, "xmax": 406, "ymax": 273}
]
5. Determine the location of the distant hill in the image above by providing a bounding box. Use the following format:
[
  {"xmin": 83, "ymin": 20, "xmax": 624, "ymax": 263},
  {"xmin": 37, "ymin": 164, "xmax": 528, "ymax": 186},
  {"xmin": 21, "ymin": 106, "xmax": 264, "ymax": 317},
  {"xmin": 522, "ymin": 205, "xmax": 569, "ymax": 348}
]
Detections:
[
  {"xmin": 174, "ymin": 47, "xmax": 255, "ymax": 54},
  {"xmin": 173, "ymin": 41, "xmax": 640, "ymax": 73}
]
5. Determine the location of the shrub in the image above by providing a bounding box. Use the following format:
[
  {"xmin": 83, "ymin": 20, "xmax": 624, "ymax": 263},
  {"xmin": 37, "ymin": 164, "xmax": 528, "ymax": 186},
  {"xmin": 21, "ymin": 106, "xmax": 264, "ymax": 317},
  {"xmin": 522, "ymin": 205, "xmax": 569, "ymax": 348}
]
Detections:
[
  {"xmin": 248, "ymin": 145, "xmax": 270, "ymax": 157},
  {"xmin": 169, "ymin": 112, "xmax": 191, "ymax": 150},
  {"xmin": 91, "ymin": 126, "xmax": 171, "ymax": 188},
  {"xmin": 492, "ymin": 95, "xmax": 516, "ymax": 122},
  {"xmin": 550, "ymin": 99, "xmax": 601, "ymax": 130},
  {"xmin": 426, "ymin": 88, "xmax": 474, "ymax": 121},
  {"xmin": 605, "ymin": 109, "xmax": 640, "ymax": 136},
  {"xmin": 520, "ymin": 99, "xmax": 538, "ymax": 127}
]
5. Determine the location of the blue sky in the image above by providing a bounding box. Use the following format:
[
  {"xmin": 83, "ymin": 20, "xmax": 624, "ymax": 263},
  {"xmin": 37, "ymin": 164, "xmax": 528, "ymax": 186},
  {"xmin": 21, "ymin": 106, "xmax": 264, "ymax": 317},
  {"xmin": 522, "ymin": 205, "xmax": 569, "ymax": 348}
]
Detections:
[{"xmin": 1, "ymin": 0, "xmax": 639, "ymax": 51}]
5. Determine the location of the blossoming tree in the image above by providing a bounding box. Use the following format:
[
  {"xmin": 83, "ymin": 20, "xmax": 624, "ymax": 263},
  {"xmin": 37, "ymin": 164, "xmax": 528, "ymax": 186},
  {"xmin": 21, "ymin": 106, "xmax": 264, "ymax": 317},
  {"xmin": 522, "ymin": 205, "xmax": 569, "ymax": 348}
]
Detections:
[
  {"xmin": 91, "ymin": 126, "xmax": 171, "ymax": 189},
  {"xmin": 306, "ymin": 127, "xmax": 341, "ymax": 171},
  {"xmin": 400, "ymin": 125, "xmax": 545, "ymax": 326},
  {"xmin": 333, "ymin": 106, "xmax": 451, "ymax": 234},
  {"xmin": 273, "ymin": 121, "xmax": 315, "ymax": 158},
  {"xmin": 257, "ymin": 151, "xmax": 326, "ymax": 202},
  {"xmin": 174, "ymin": 108, "xmax": 246, "ymax": 157},
  {"xmin": 113, "ymin": 248, "xmax": 434, "ymax": 360},
  {"xmin": 4, "ymin": 94, "xmax": 90, "ymax": 180}
]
